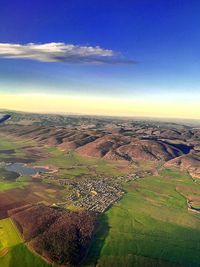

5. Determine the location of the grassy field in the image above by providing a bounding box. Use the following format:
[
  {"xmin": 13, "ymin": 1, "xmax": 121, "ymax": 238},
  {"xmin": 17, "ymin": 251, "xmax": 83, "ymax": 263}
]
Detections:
[
  {"xmin": 1, "ymin": 137, "xmax": 200, "ymax": 266},
  {"xmin": 0, "ymin": 137, "xmax": 30, "ymax": 160},
  {"xmin": 84, "ymin": 169, "xmax": 200, "ymax": 267},
  {"xmin": 37, "ymin": 147, "xmax": 129, "ymax": 179},
  {"xmin": 0, "ymin": 218, "xmax": 22, "ymax": 252},
  {"xmin": 0, "ymin": 137, "xmax": 24, "ymax": 151},
  {"xmin": 0, "ymin": 136, "xmax": 130, "ymax": 181},
  {"xmin": 0, "ymin": 137, "xmax": 39, "ymax": 191},
  {"xmin": 0, "ymin": 168, "xmax": 28, "ymax": 192},
  {"xmin": 0, "ymin": 244, "xmax": 53, "ymax": 267},
  {"xmin": 0, "ymin": 218, "xmax": 51, "ymax": 267},
  {"xmin": 0, "ymin": 181, "xmax": 27, "ymax": 192}
]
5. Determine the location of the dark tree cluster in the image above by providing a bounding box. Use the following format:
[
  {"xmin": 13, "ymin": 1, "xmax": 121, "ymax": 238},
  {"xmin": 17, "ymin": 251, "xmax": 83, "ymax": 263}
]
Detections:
[
  {"xmin": 34, "ymin": 211, "xmax": 96, "ymax": 266},
  {"xmin": 11, "ymin": 204, "xmax": 97, "ymax": 266},
  {"xmin": 12, "ymin": 204, "xmax": 61, "ymax": 240}
]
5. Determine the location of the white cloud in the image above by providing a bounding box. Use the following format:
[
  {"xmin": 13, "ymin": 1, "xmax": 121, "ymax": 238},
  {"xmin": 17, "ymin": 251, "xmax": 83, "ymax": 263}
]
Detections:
[{"xmin": 0, "ymin": 42, "xmax": 134, "ymax": 64}]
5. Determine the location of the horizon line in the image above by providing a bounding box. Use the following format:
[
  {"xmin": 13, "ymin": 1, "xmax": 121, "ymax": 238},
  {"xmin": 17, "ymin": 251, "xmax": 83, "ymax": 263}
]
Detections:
[{"xmin": 1, "ymin": 108, "xmax": 199, "ymax": 123}]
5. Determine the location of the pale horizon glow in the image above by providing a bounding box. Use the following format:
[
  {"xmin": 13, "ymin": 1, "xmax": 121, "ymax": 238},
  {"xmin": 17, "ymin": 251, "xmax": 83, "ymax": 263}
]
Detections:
[{"xmin": 0, "ymin": 93, "xmax": 199, "ymax": 120}]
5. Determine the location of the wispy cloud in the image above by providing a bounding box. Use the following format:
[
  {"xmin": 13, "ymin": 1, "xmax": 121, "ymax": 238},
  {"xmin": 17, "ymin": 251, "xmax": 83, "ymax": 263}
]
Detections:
[{"xmin": 0, "ymin": 42, "xmax": 135, "ymax": 64}]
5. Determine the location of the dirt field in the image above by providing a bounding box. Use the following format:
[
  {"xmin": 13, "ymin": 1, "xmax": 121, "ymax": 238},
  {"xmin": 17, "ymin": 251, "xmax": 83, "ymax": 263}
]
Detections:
[{"xmin": 0, "ymin": 182, "xmax": 64, "ymax": 219}]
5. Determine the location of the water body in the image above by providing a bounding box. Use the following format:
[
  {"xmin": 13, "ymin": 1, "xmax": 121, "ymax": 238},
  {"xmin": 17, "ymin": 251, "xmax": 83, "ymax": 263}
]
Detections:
[{"xmin": 5, "ymin": 163, "xmax": 50, "ymax": 176}]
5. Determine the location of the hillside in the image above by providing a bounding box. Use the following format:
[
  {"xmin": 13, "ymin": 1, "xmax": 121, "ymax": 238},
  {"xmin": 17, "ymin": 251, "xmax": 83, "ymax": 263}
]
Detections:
[
  {"xmin": 0, "ymin": 112, "xmax": 200, "ymax": 266},
  {"xmin": 1, "ymin": 115, "xmax": 200, "ymax": 177}
]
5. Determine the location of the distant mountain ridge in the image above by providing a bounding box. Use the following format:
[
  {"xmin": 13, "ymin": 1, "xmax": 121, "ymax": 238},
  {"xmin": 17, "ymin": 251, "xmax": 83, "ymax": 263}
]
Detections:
[{"xmin": 1, "ymin": 114, "xmax": 200, "ymax": 178}]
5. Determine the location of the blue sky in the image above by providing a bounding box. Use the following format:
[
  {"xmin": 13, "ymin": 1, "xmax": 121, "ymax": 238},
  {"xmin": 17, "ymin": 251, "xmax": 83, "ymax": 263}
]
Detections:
[{"xmin": 0, "ymin": 0, "xmax": 200, "ymax": 118}]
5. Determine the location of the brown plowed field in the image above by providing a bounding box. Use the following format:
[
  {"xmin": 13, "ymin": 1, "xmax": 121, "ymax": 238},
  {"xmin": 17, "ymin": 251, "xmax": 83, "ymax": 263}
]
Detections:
[{"xmin": 0, "ymin": 182, "xmax": 63, "ymax": 219}]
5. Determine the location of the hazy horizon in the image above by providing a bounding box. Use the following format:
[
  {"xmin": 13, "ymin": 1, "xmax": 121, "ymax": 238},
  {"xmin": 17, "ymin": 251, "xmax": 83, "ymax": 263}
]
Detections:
[{"xmin": 1, "ymin": 106, "xmax": 200, "ymax": 126}]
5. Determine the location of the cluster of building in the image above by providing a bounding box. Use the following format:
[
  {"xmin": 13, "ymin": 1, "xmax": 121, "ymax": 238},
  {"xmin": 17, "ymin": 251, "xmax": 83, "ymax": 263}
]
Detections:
[
  {"xmin": 61, "ymin": 178, "xmax": 125, "ymax": 213},
  {"xmin": 115, "ymin": 173, "xmax": 139, "ymax": 182},
  {"xmin": 46, "ymin": 171, "xmax": 146, "ymax": 213}
]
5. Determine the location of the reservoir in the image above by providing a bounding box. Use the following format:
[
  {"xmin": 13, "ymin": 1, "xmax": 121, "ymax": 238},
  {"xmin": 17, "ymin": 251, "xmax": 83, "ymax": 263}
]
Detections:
[{"xmin": 5, "ymin": 163, "xmax": 50, "ymax": 176}]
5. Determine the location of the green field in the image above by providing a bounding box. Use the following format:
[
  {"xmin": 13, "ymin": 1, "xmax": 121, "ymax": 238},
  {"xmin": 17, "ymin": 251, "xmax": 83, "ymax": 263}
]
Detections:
[
  {"xmin": 85, "ymin": 169, "xmax": 200, "ymax": 267},
  {"xmin": 0, "ymin": 168, "xmax": 28, "ymax": 192},
  {"xmin": 0, "ymin": 181, "xmax": 27, "ymax": 192},
  {"xmin": 0, "ymin": 137, "xmax": 30, "ymax": 160},
  {"xmin": 37, "ymin": 147, "xmax": 129, "ymax": 179},
  {"xmin": 0, "ymin": 137, "xmax": 39, "ymax": 191},
  {"xmin": 0, "ymin": 218, "xmax": 51, "ymax": 267},
  {"xmin": 0, "ymin": 218, "xmax": 22, "ymax": 252},
  {"xmin": 0, "ymin": 136, "xmax": 129, "ymax": 182},
  {"xmin": 1, "ymin": 137, "xmax": 200, "ymax": 266}
]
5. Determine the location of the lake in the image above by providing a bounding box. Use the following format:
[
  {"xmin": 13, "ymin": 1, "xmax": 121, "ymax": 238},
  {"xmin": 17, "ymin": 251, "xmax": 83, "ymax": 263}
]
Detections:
[{"xmin": 5, "ymin": 163, "xmax": 50, "ymax": 176}]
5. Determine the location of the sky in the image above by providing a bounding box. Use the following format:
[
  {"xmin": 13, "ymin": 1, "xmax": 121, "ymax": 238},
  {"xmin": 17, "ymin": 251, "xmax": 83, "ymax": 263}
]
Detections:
[{"xmin": 0, "ymin": 0, "xmax": 200, "ymax": 119}]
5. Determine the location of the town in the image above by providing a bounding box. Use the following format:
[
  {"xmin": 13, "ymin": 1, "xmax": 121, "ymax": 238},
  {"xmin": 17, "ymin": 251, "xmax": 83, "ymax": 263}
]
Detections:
[{"xmin": 54, "ymin": 173, "xmax": 142, "ymax": 213}]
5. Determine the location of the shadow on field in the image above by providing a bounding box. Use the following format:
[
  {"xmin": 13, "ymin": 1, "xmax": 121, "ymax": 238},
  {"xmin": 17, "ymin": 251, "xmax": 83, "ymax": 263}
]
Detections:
[
  {"xmin": 81, "ymin": 213, "xmax": 109, "ymax": 267},
  {"xmin": 3, "ymin": 244, "xmax": 50, "ymax": 267},
  {"xmin": 0, "ymin": 168, "xmax": 20, "ymax": 181}
]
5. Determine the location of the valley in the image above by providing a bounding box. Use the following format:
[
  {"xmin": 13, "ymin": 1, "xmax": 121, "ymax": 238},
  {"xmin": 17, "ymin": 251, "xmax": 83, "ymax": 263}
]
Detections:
[{"xmin": 0, "ymin": 112, "xmax": 200, "ymax": 266}]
